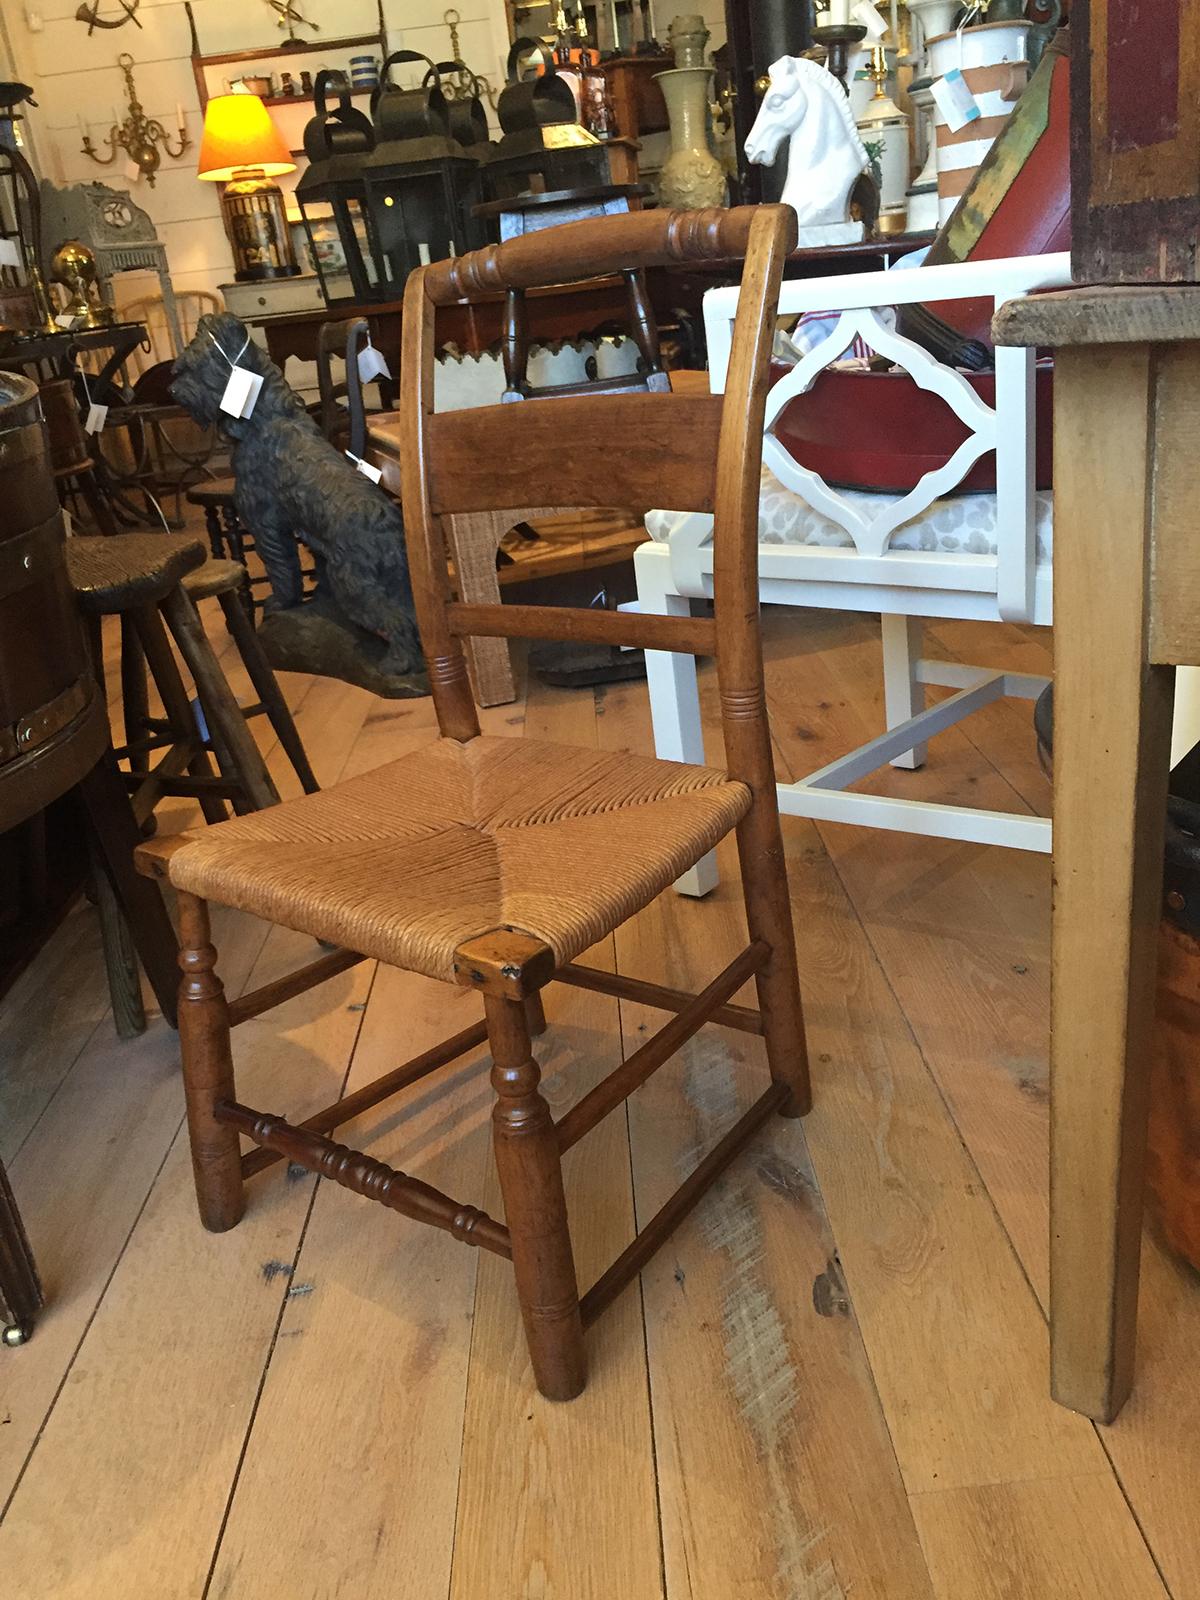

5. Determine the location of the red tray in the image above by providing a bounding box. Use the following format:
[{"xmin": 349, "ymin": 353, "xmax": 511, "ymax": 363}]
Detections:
[{"xmin": 770, "ymin": 360, "xmax": 1054, "ymax": 494}]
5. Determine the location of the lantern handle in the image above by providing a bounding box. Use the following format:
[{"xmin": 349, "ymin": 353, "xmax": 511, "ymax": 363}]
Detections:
[
  {"xmin": 506, "ymin": 35, "xmax": 555, "ymax": 83},
  {"xmin": 424, "ymin": 58, "xmax": 484, "ymax": 101},
  {"xmin": 313, "ymin": 67, "xmax": 353, "ymax": 119},
  {"xmin": 374, "ymin": 48, "xmax": 442, "ymax": 115}
]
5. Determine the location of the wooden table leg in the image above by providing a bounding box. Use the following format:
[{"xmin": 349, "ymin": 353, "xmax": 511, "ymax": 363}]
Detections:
[
  {"xmin": 0, "ymin": 1156, "xmax": 43, "ymax": 1347},
  {"xmin": 1050, "ymin": 343, "xmax": 1175, "ymax": 1422}
]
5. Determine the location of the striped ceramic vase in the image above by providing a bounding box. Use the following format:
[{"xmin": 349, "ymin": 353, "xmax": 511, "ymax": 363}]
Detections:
[{"xmin": 928, "ymin": 20, "xmax": 1032, "ymax": 224}]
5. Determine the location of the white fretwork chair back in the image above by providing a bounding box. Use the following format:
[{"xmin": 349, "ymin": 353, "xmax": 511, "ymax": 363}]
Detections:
[{"xmin": 636, "ymin": 252, "xmax": 1073, "ymax": 894}]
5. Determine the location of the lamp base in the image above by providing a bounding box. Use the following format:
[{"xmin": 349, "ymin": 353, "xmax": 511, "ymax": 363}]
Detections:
[{"xmin": 221, "ymin": 166, "xmax": 300, "ymax": 284}]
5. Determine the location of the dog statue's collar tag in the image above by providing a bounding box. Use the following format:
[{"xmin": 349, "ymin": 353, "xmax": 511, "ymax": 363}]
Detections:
[
  {"xmin": 358, "ymin": 341, "xmax": 391, "ymax": 384},
  {"xmin": 220, "ymin": 365, "xmax": 264, "ymax": 420},
  {"xmin": 345, "ymin": 449, "xmax": 383, "ymax": 485}
]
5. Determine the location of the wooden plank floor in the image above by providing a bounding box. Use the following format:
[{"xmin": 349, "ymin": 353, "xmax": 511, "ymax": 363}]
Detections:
[{"xmin": 2, "ymin": 599, "xmax": 1198, "ymax": 1599}]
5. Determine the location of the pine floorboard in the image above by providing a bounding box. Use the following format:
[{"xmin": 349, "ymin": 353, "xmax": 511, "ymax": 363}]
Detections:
[{"xmin": 1, "ymin": 601, "xmax": 1197, "ymax": 1598}]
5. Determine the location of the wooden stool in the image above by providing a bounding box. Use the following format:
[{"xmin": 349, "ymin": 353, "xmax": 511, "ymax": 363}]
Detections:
[{"xmin": 67, "ymin": 533, "xmax": 283, "ymax": 826}]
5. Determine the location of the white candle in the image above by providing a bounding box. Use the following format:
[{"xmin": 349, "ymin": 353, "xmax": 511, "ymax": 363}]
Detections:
[
  {"xmin": 77, "ymin": 112, "xmax": 86, "ymax": 135},
  {"xmin": 176, "ymin": 102, "xmax": 185, "ymax": 129},
  {"xmin": 827, "ymin": 0, "xmax": 851, "ymax": 23}
]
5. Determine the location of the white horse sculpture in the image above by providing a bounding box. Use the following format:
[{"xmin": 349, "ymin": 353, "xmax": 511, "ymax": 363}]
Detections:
[{"xmin": 745, "ymin": 56, "xmax": 870, "ymax": 245}]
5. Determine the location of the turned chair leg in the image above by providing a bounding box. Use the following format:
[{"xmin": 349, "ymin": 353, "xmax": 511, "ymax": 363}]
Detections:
[
  {"xmin": 484, "ymin": 991, "xmax": 584, "ymax": 1401},
  {"xmin": 736, "ymin": 804, "xmax": 812, "ymax": 1118},
  {"xmin": 177, "ymin": 892, "xmax": 244, "ymax": 1233}
]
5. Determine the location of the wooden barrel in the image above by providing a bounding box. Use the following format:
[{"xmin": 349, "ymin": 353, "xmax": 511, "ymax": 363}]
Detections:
[{"xmin": 0, "ymin": 372, "xmax": 107, "ymax": 835}]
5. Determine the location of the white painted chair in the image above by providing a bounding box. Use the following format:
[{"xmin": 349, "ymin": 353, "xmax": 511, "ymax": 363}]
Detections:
[{"xmin": 636, "ymin": 252, "xmax": 1074, "ymax": 895}]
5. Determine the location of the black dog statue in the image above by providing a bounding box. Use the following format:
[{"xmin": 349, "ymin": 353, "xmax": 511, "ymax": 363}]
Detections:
[{"xmin": 172, "ymin": 312, "xmax": 424, "ymax": 689}]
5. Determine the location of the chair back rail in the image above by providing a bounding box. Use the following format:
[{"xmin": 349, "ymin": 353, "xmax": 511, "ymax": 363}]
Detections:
[
  {"xmin": 422, "ymin": 209, "xmax": 762, "ymax": 307},
  {"xmin": 426, "ymin": 392, "xmax": 725, "ymax": 516},
  {"xmin": 399, "ymin": 204, "xmax": 797, "ymax": 763}
]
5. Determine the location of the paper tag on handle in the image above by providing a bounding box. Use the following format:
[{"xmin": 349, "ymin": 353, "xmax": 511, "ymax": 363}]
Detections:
[
  {"xmin": 851, "ymin": 0, "xmax": 888, "ymax": 39},
  {"xmin": 357, "ymin": 341, "xmax": 391, "ymax": 384},
  {"xmin": 930, "ymin": 68, "xmax": 981, "ymax": 134},
  {"xmin": 85, "ymin": 402, "xmax": 108, "ymax": 434},
  {"xmin": 55, "ymin": 311, "xmax": 79, "ymax": 329},
  {"xmin": 219, "ymin": 365, "xmax": 263, "ymax": 419},
  {"xmin": 345, "ymin": 450, "xmax": 382, "ymax": 485},
  {"xmin": 0, "ymin": 238, "xmax": 21, "ymax": 268}
]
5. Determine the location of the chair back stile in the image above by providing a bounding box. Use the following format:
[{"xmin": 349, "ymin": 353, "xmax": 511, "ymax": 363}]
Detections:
[{"xmin": 398, "ymin": 204, "xmax": 798, "ymax": 782}]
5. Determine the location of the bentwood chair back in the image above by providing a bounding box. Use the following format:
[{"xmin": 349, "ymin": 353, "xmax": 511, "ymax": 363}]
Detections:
[{"xmin": 136, "ymin": 204, "xmax": 810, "ymax": 1403}]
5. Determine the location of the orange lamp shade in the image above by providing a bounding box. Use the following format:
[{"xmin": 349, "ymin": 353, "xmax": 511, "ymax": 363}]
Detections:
[{"xmin": 197, "ymin": 93, "xmax": 295, "ymax": 182}]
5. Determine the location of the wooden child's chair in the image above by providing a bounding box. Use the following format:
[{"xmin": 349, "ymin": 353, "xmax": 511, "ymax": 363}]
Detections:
[{"xmin": 136, "ymin": 204, "xmax": 808, "ymax": 1401}]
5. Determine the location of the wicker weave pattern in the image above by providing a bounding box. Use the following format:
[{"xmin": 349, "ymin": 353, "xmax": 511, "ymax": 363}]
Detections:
[{"xmin": 164, "ymin": 735, "xmax": 750, "ymax": 980}]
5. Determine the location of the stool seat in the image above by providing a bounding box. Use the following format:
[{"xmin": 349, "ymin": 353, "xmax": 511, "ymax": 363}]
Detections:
[
  {"xmin": 145, "ymin": 735, "xmax": 750, "ymax": 983},
  {"xmin": 67, "ymin": 534, "xmax": 206, "ymax": 614},
  {"xmin": 186, "ymin": 478, "xmax": 236, "ymax": 510},
  {"xmin": 183, "ymin": 558, "xmax": 249, "ymax": 603}
]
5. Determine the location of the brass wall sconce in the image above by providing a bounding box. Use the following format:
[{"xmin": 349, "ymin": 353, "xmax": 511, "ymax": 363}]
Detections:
[{"xmin": 79, "ymin": 52, "xmax": 190, "ymax": 187}]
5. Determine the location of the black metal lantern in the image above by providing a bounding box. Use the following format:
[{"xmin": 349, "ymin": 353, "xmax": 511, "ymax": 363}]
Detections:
[
  {"xmin": 296, "ymin": 58, "xmax": 483, "ymax": 308},
  {"xmin": 482, "ymin": 40, "xmax": 610, "ymax": 206}
]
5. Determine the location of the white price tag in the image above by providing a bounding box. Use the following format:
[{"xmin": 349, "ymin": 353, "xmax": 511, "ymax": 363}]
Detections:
[
  {"xmin": 851, "ymin": 1, "xmax": 888, "ymax": 39},
  {"xmin": 931, "ymin": 68, "xmax": 981, "ymax": 134},
  {"xmin": 55, "ymin": 311, "xmax": 79, "ymax": 329},
  {"xmin": 357, "ymin": 340, "xmax": 391, "ymax": 384},
  {"xmin": 0, "ymin": 238, "xmax": 21, "ymax": 268},
  {"xmin": 219, "ymin": 365, "xmax": 264, "ymax": 419},
  {"xmin": 85, "ymin": 402, "xmax": 108, "ymax": 434},
  {"xmin": 345, "ymin": 450, "xmax": 382, "ymax": 485}
]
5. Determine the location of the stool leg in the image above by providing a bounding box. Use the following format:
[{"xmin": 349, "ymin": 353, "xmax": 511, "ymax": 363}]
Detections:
[
  {"xmin": 90, "ymin": 829, "xmax": 146, "ymax": 1039},
  {"xmin": 161, "ymin": 586, "xmax": 279, "ymax": 814},
  {"xmin": 119, "ymin": 616, "xmax": 151, "ymax": 779},
  {"xmin": 77, "ymin": 757, "xmax": 179, "ymax": 1028},
  {"xmin": 485, "ymin": 992, "xmax": 584, "ymax": 1401},
  {"xmin": 77, "ymin": 468, "xmax": 118, "ymax": 538},
  {"xmin": 217, "ymin": 589, "xmax": 319, "ymax": 795},
  {"xmin": 176, "ymin": 892, "xmax": 244, "ymax": 1233},
  {"xmin": 133, "ymin": 605, "xmax": 229, "ymax": 826},
  {"xmin": 201, "ymin": 503, "xmax": 225, "ymax": 561},
  {"xmin": 222, "ymin": 507, "xmax": 255, "ymax": 624},
  {"xmin": 0, "ymin": 1156, "xmax": 43, "ymax": 1347}
]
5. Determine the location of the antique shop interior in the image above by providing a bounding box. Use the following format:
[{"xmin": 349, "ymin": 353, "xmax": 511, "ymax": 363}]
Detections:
[{"xmin": 1, "ymin": 0, "xmax": 1198, "ymax": 1595}]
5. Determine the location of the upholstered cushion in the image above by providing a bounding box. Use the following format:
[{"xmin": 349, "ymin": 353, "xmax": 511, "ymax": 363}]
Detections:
[
  {"xmin": 156, "ymin": 736, "xmax": 750, "ymax": 983},
  {"xmin": 646, "ymin": 466, "xmax": 1055, "ymax": 564}
]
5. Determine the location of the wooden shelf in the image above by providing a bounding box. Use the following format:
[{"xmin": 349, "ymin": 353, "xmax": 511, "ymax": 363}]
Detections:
[
  {"xmin": 185, "ymin": 0, "xmax": 386, "ymax": 113},
  {"xmin": 262, "ymin": 87, "xmax": 373, "ymax": 109}
]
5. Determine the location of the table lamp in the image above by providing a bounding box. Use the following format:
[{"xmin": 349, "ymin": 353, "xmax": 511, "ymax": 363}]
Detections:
[{"xmin": 198, "ymin": 92, "xmax": 300, "ymax": 281}]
